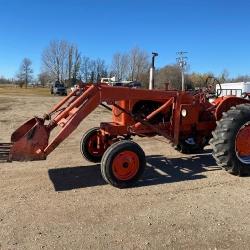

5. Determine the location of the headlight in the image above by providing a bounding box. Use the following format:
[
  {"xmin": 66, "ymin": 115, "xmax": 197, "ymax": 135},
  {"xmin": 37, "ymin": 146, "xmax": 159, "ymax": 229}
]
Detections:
[{"xmin": 181, "ymin": 109, "xmax": 187, "ymax": 117}]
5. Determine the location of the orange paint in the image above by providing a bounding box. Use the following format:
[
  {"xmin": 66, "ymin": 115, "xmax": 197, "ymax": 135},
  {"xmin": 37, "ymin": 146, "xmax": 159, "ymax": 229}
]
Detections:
[{"xmin": 112, "ymin": 151, "xmax": 139, "ymax": 181}]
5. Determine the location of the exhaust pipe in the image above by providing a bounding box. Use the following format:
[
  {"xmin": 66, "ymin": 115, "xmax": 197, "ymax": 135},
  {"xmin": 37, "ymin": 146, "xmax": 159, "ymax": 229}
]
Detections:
[{"xmin": 149, "ymin": 52, "xmax": 158, "ymax": 90}]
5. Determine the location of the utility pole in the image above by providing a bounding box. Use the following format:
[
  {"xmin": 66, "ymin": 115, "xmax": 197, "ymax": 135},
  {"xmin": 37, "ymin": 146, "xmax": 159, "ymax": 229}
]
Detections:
[
  {"xmin": 176, "ymin": 51, "xmax": 188, "ymax": 91},
  {"xmin": 149, "ymin": 52, "xmax": 158, "ymax": 90}
]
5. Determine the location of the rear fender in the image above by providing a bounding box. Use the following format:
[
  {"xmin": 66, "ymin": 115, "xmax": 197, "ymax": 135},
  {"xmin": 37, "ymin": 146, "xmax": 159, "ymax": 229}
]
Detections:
[{"xmin": 215, "ymin": 96, "xmax": 250, "ymax": 120}]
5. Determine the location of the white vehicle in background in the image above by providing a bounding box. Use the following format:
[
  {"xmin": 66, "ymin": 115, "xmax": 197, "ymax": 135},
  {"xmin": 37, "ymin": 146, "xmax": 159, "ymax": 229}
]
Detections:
[
  {"xmin": 101, "ymin": 77, "xmax": 142, "ymax": 88},
  {"xmin": 216, "ymin": 82, "xmax": 250, "ymax": 97},
  {"xmin": 70, "ymin": 77, "xmax": 142, "ymax": 92},
  {"xmin": 101, "ymin": 77, "xmax": 116, "ymax": 85}
]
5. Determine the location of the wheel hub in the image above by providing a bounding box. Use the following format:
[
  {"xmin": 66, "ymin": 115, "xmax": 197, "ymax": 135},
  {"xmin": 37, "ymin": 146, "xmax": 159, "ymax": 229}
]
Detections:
[
  {"xmin": 123, "ymin": 162, "xmax": 129, "ymax": 168},
  {"xmin": 112, "ymin": 151, "xmax": 139, "ymax": 181},
  {"xmin": 235, "ymin": 122, "xmax": 250, "ymax": 164}
]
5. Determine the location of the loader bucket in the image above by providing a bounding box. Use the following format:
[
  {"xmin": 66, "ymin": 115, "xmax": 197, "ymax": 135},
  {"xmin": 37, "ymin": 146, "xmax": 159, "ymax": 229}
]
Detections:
[{"xmin": 9, "ymin": 117, "xmax": 49, "ymax": 161}]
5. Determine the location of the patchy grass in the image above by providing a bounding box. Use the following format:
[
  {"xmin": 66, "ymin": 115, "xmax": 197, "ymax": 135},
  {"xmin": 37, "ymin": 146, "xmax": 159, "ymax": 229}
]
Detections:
[{"xmin": 0, "ymin": 85, "xmax": 53, "ymax": 97}]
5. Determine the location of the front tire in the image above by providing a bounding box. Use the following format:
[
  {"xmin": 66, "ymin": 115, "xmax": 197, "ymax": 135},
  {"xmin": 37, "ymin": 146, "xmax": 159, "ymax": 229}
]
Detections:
[
  {"xmin": 80, "ymin": 127, "xmax": 105, "ymax": 163},
  {"xmin": 210, "ymin": 104, "xmax": 250, "ymax": 175},
  {"xmin": 101, "ymin": 140, "xmax": 146, "ymax": 188}
]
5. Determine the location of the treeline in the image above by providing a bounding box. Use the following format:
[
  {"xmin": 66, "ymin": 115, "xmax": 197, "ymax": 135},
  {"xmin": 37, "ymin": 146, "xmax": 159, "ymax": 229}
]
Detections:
[
  {"xmin": 2, "ymin": 39, "xmax": 250, "ymax": 89},
  {"xmin": 40, "ymin": 41, "xmax": 150, "ymax": 87},
  {"xmin": 0, "ymin": 77, "xmax": 12, "ymax": 85}
]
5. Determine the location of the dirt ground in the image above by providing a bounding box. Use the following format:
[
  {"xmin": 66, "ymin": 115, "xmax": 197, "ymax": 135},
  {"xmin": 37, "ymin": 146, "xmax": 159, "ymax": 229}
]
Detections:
[{"xmin": 0, "ymin": 94, "xmax": 249, "ymax": 250}]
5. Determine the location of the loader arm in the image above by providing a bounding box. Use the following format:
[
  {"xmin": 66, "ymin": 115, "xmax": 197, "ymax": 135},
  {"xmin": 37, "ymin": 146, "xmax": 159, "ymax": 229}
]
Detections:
[
  {"xmin": 45, "ymin": 84, "xmax": 177, "ymax": 156},
  {"xmin": 8, "ymin": 84, "xmax": 101, "ymax": 161},
  {"xmin": 7, "ymin": 84, "xmax": 178, "ymax": 162},
  {"xmin": 44, "ymin": 85, "xmax": 101, "ymax": 155}
]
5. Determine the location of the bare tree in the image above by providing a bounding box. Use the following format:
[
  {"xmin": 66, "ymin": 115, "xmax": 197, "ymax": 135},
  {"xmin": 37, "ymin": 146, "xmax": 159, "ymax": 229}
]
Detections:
[
  {"xmin": 81, "ymin": 58, "xmax": 107, "ymax": 82},
  {"xmin": 219, "ymin": 69, "xmax": 229, "ymax": 83},
  {"xmin": 80, "ymin": 56, "xmax": 92, "ymax": 82},
  {"xmin": 128, "ymin": 47, "xmax": 149, "ymax": 81},
  {"xmin": 231, "ymin": 75, "xmax": 250, "ymax": 82},
  {"xmin": 186, "ymin": 72, "xmax": 214, "ymax": 89},
  {"xmin": 111, "ymin": 52, "xmax": 129, "ymax": 81},
  {"xmin": 155, "ymin": 65, "xmax": 182, "ymax": 90},
  {"xmin": 67, "ymin": 45, "xmax": 73, "ymax": 82},
  {"xmin": 41, "ymin": 40, "xmax": 69, "ymax": 82},
  {"xmin": 38, "ymin": 71, "xmax": 51, "ymax": 87},
  {"xmin": 16, "ymin": 58, "xmax": 33, "ymax": 88},
  {"xmin": 94, "ymin": 58, "xmax": 107, "ymax": 82},
  {"xmin": 66, "ymin": 44, "xmax": 81, "ymax": 86},
  {"xmin": 0, "ymin": 77, "xmax": 12, "ymax": 85},
  {"xmin": 72, "ymin": 47, "xmax": 81, "ymax": 82}
]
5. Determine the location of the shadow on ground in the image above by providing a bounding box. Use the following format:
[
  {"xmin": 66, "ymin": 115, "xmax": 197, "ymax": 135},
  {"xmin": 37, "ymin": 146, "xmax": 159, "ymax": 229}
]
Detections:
[
  {"xmin": 48, "ymin": 164, "xmax": 105, "ymax": 191},
  {"xmin": 138, "ymin": 153, "xmax": 219, "ymax": 187},
  {"xmin": 48, "ymin": 153, "xmax": 220, "ymax": 191}
]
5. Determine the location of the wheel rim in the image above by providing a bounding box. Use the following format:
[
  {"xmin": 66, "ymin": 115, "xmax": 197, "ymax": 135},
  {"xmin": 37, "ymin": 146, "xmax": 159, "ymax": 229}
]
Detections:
[
  {"xmin": 235, "ymin": 122, "xmax": 250, "ymax": 164},
  {"xmin": 112, "ymin": 151, "xmax": 139, "ymax": 181},
  {"xmin": 87, "ymin": 134, "xmax": 104, "ymax": 157}
]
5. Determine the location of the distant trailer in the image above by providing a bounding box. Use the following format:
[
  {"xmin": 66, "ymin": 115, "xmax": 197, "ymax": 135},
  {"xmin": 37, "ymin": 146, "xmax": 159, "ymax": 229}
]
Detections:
[{"xmin": 216, "ymin": 82, "xmax": 250, "ymax": 97}]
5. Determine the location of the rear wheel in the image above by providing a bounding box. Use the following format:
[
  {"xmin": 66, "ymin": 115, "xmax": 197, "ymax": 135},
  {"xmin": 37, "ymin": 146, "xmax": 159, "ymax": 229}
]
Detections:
[
  {"xmin": 101, "ymin": 140, "xmax": 146, "ymax": 188},
  {"xmin": 210, "ymin": 104, "xmax": 250, "ymax": 175},
  {"xmin": 80, "ymin": 127, "xmax": 105, "ymax": 163}
]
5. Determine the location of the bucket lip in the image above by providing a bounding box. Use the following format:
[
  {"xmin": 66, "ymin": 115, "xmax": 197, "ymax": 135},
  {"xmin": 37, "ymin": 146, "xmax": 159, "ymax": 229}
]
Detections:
[
  {"xmin": 9, "ymin": 117, "xmax": 49, "ymax": 162},
  {"xmin": 11, "ymin": 117, "xmax": 41, "ymax": 143}
]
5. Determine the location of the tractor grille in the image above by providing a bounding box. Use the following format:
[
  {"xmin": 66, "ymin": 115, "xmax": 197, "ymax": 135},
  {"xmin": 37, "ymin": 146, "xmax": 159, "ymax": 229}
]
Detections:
[{"xmin": 0, "ymin": 143, "xmax": 12, "ymax": 162}]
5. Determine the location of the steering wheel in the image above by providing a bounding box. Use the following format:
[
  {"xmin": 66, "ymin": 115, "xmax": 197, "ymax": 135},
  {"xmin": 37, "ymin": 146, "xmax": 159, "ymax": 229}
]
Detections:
[{"xmin": 205, "ymin": 76, "xmax": 222, "ymax": 98}]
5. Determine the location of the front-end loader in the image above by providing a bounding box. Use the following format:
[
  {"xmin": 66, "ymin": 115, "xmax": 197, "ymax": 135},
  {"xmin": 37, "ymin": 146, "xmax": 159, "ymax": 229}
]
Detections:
[{"xmin": 1, "ymin": 81, "xmax": 250, "ymax": 188}]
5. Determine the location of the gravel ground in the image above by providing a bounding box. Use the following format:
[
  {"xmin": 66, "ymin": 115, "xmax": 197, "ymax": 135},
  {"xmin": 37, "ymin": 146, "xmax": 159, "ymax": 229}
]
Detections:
[{"xmin": 0, "ymin": 94, "xmax": 249, "ymax": 250}]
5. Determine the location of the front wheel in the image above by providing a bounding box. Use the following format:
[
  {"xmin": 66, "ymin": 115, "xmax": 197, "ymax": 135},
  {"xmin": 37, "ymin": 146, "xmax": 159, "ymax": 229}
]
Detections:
[
  {"xmin": 101, "ymin": 140, "xmax": 146, "ymax": 188},
  {"xmin": 80, "ymin": 127, "xmax": 105, "ymax": 163},
  {"xmin": 210, "ymin": 104, "xmax": 250, "ymax": 175}
]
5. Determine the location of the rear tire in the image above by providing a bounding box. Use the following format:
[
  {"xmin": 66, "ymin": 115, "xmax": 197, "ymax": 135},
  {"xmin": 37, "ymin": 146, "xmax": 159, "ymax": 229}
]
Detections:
[
  {"xmin": 80, "ymin": 127, "xmax": 105, "ymax": 163},
  {"xmin": 210, "ymin": 104, "xmax": 250, "ymax": 175},
  {"xmin": 101, "ymin": 140, "xmax": 146, "ymax": 188}
]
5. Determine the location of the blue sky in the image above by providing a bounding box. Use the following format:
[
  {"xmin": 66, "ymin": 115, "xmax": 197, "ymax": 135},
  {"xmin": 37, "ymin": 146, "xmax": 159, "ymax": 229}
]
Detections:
[{"xmin": 0, "ymin": 0, "xmax": 250, "ymax": 78}]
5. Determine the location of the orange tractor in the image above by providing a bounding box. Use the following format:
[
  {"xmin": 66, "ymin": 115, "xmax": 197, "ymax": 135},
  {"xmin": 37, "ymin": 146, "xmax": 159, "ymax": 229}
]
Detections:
[{"xmin": 1, "ymin": 80, "xmax": 250, "ymax": 188}]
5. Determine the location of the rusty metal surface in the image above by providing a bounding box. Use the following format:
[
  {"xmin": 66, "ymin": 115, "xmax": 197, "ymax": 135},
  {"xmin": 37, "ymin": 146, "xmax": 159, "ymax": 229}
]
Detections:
[{"xmin": 10, "ymin": 118, "xmax": 49, "ymax": 162}]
